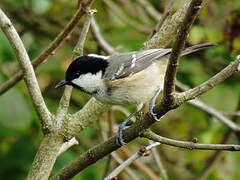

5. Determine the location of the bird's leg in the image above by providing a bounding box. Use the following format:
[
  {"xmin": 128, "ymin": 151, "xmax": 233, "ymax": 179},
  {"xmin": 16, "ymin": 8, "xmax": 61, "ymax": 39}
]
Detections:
[
  {"xmin": 116, "ymin": 104, "xmax": 143, "ymax": 146},
  {"xmin": 149, "ymin": 88, "xmax": 162, "ymax": 121}
]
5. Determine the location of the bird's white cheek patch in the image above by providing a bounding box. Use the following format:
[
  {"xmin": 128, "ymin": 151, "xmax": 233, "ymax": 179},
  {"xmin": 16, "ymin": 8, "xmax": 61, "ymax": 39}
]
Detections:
[{"xmin": 71, "ymin": 71, "xmax": 105, "ymax": 94}]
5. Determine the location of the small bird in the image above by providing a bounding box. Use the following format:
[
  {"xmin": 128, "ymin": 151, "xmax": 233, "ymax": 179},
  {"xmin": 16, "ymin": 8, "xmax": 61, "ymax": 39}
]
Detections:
[{"xmin": 56, "ymin": 43, "xmax": 214, "ymax": 146}]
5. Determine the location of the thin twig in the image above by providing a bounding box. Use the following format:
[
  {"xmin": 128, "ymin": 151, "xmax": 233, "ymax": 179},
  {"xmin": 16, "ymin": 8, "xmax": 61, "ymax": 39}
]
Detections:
[
  {"xmin": 177, "ymin": 56, "xmax": 240, "ymax": 104},
  {"xmin": 55, "ymin": 9, "xmax": 96, "ymax": 128},
  {"xmin": 189, "ymin": 99, "xmax": 240, "ymax": 131},
  {"xmin": 58, "ymin": 137, "xmax": 79, "ymax": 156},
  {"xmin": 101, "ymin": 123, "xmax": 139, "ymax": 180},
  {"xmin": 120, "ymin": 147, "xmax": 159, "ymax": 180},
  {"xmin": 111, "ymin": 152, "xmax": 139, "ymax": 180},
  {"xmin": 116, "ymin": 0, "xmax": 138, "ymax": 17},
  {"xmin": 101, "ymin": 112, "xmax": 113, "ymax": 179},
  {"xmin": 91, "ymin": 17, "xmax": 116, "ymax": 54},
  {"xmin": 135, "ymin": 3, "xmax": 153, "ymax": 26},
  {"xmin": 0, "ymin": 4, "xmax": 86, "ymax": 96},
  {"xmin": 150, "ymin": 140, "xmax": 169, "ymax": 180},
  {"xmin": 105, "ymin": 142, "xmax": 161, "ymax": 180},
  {"xmin": 176, "ymin": 81, "xmax": 240, "ymax": 132},
  {"xmin": 147, "ymin": 0, "xmax": 175, "ymax": 40},
  {"xmin": 73, "ymin": 9, "xmax": 97, "ymax": 58},
  {"xmin": 103, "ymin": 0, "xmax": 151, "ymax": 33},
  {"xmin": 197, "ymin": 99, "xmax": 240, "ymax": 179},
  {"xmin": 0, "ymin": 8, "xmax": 51, "ymax": 129},
  {"xmin": 142, "ymin": 130, "xmax": 240, "ymax": 151},
  {"xmin": 221, "ymin": 111, "xmax": 240, "ymax": 116},
  {"xmin": 136, "ymin": 0, "xmax": 162, "ymax": 21}
]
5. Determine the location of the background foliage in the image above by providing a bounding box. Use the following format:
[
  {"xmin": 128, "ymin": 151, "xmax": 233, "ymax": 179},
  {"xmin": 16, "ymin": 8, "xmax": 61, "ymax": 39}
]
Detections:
[{"xmin": 0, "ymin": 0, "xmax": 240, "ymax": 179}]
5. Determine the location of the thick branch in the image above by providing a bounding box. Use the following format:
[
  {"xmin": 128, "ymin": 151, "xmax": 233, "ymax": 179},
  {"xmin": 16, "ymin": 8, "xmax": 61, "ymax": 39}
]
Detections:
[
  {"xmin": 143, "ymin": 0, "xmax": 208, "ymax": 49},
  {"xmin": 0, "ymin": 8, "xmax": 51, "ymax": 129},
  {"xmin": 65, "ymin": 98, "xmax": 110, "ymax": 138},
  {"xmin": 142, "ymin": 130, "xmax": 240, "ymax": 151},
  {"xmin": 27, "ymin": 134, "xmax": 63, "ymax": 180},
  {"xmin": 163, "ymin": 0, "xmax": 203, "ymax": 102},
  {"xmin": 52, "ymin": 1, "xmax": 216, "ymax": 179},
  {"xmin": 65, "ymin": 0, "xmax": 207, "ymax": 142},
  {"xmin": 27, "ymin": 2, "xmax": 93, "ymax": 180}
]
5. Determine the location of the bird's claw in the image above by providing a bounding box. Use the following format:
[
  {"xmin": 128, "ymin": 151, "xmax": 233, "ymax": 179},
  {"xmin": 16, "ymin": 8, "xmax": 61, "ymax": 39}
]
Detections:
[
  {"xmin": 116, "ymin": 124, "xmax": 127, "ymax": 146},
  {"xmin": 149, "ymin": 88, "xmax": 162, "ymax": 121},
  {"xmin": 116, "ymin": 132, "xmax": 126, "ymax": 146},
  {"xmin": 148, "ymin": 109, "xmax": 159, "ymax": 121}
]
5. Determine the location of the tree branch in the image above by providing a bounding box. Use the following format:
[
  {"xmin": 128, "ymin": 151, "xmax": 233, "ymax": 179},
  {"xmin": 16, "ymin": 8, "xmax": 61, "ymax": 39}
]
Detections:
[
  {"xmin": 147, "ymin": 0, "xmax": 175, "ymax": 40},
  {"xmin": 105, "ymin": 142, "xmax": 160, "ymax": 180},
  {"xmin": 119, "ymin": 147, "xmax": 159, "ymax": 180},
  {"xmin": 163, "ymin": 0, "xmax": 203, "ymax": 103},
  {"xmin": 91, "ymin": 17, "xmax": 116, "ymax": 55},
  {"xmin": 136, "ymin": 0, "xmax": 161, "ymax": 21},
  {"xmin": 110, "ymin": 152, "xmax": 139, "ymax": 180},
  {"xmin": 52, "ymin": 0, "xmax": 239, "ymax": 178},
  {"xmin": 0, "ymin": 4, "xmax": 87, "ymax": 96},
  {"xmin": 143, "ymin": 0, "xmax": 209, "ymax": 50},
  {"xmin": 101, "ymin": 123, "xmax": 139, "ymax": 180},
  {"xmin": 150, "ymin": 140, "xmax": 169, "ymax": 180},
  {"xmin": 65, "ymin": 98, "xmax": 110, "ymax": 138},
  {"xmin": 55, "ymin": 8, "xmax": 96, "ymax": 129},
  {"xmin": 27, "ymin": 2, "xmax": 94, "ymax": 180},
  {"xmin": 188, "ymin": 99, "xmax": 240, "ymax": 131},
  {"xmin": 58, "ymin": 137, "xmax": 79, "ymax": 156},
  {"xmin": 177, "ymin": 56, "xmax": 240, "ymax": 104},
  {"xmin": 73, "ymin": 9, "xmax": 96, "ymax": 58},
  {"xmin": 51, "ymin": 1, "xmax": 219, "ymax": 179},
  {"xmin": 103, "ymin": 0, "xmax": 151, "ymax": 33},
  {"xmin": 0, "ymin": 8, "xmax": 51, "ymax": 130},
  {"xmin": 28, "ymin": 134, "xmax": 64, "ymax": 180},
  {"xmin": 142, "ymin": 130, "xmax": 240, "ymax": 151},
  {"xmin": 176, "ymin": 81, "xmax": 240, "ymax": 132}
]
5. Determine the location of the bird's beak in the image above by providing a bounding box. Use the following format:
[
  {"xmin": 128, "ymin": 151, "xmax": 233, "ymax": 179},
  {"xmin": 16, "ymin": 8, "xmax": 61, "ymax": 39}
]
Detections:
[{"xmin": 55, "ymin": 79, "xmax": 68, "ymax": 88}]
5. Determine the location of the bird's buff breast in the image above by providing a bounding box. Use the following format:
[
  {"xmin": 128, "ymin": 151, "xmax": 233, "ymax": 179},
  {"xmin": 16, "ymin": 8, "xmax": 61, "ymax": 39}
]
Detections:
[{"xmin": 94, "ymin": 62, "xmax": 167, "ymax": 105}]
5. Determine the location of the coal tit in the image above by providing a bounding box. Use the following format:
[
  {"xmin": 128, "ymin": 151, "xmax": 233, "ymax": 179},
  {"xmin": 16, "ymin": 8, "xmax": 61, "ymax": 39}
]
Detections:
[{"xmin": 56, "ymin": 43, "xmax": 214, "ymax": 146}]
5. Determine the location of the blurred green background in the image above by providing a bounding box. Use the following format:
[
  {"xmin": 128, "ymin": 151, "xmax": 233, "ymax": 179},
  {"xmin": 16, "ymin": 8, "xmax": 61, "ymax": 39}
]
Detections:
[{"xmin": 0, "ymin": 0, "xmax": 240, "ymax": 179}]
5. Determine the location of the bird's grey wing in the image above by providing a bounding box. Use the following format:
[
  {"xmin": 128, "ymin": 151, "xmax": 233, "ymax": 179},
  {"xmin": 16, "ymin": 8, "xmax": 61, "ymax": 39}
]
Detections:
[{"xmin": 104, "ymin": 49, "xmax": 171, "ymax": 80}]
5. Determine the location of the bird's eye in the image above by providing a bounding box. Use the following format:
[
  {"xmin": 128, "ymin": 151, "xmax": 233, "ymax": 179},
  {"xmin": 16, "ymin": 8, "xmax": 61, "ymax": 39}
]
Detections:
[{"xmin": 74, "ymin": 72, "xmax": 80, "ymax": 78}]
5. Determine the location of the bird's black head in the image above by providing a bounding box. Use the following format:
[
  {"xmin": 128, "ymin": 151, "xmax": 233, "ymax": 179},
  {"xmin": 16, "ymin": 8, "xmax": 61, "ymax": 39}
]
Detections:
[{"xmin": 55, "ymin": 55, "xmax": 109, "ymax": 89}]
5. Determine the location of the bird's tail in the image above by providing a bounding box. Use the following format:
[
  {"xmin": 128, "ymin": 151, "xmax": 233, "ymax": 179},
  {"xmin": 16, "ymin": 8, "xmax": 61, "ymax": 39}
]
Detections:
[{"xmin": 181, "ymin": 43, "xmax": 216, "ymax": 56}]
